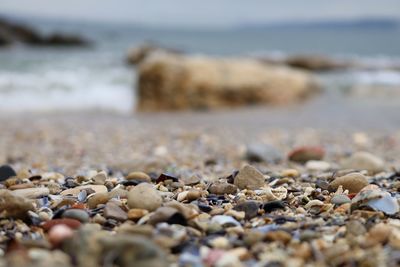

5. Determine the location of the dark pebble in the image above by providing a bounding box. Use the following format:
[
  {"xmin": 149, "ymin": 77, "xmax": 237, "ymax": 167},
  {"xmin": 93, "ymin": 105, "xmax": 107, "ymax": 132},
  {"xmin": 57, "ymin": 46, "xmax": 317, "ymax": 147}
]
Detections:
[
  {"xmin": 156, "ymin": 173, "xmax": 179, "ymax": 183},
  {"xmin": 0, "ymin": 165, "xmax": 16, "ymax": 182},
  {"xmin": 263, "ymin": 201, "xmax": 286, "ymax": 213}
]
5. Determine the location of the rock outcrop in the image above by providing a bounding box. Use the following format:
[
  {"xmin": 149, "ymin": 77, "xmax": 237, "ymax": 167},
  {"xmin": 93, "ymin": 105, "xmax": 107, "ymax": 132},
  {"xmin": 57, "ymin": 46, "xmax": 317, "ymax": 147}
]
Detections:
[
  {"xmin": 0, "ymin": 17, "xmax": 89, "ymax": 47},
  {"xmin": 136, "ymin": 52, "xmax": 320, "ymax": 111}
]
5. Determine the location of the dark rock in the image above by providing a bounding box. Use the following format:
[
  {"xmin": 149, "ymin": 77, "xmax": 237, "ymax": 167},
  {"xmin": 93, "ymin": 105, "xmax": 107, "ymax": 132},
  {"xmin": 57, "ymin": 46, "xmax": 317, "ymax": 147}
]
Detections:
[
  {"xmin": 156, "ymin": 173, "xmax": 179, "ymax": 183},
  {"xmin": 0, "ymin": 17, "xmax": 89, "ymax": 47},
  {"xmin": 262, "ymin": 201, "xmax": 286, "ymax": 213},
  {"xmin": 234, "ymin": 201, "xmax": 260, "ymax": 219},
  {"xmin": 0, "ymin": 165, "xmax": 16, "ymax": 182}
]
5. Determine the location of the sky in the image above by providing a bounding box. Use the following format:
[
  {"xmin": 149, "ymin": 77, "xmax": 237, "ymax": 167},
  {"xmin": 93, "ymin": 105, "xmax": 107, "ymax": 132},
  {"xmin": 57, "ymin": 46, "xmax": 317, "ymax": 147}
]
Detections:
[{"xmin": 1, "ymin": 0, "xmax": 400, "ymax": 28}]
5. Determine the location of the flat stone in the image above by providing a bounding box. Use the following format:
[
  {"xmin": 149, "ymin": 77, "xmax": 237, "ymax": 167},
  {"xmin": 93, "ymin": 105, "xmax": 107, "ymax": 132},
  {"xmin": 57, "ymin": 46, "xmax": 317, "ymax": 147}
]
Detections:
[
  {"xmin": 0, "ymin": 165, "xmax": 16, "ymax": 182},
  {"xmin": 127, "ymin": 183, "xmax": 162, "ymax": 211},
  {"xmin": 0, "ymin": 189, "xmax": 34, "ymax": 219},
  {"xmin": 12, "ymin": 187, "xmax": 49, "ymax": 199},
  {"xmin": 208, "ymin": 182, "xmax": 237, "ymax": 195},
  {"xmin": 104, "ymin": 202, "xmax": 128, "ymax": 221},
  {"xmin": 126, "ymin": 171, "xmax": 151, "ymax": 183},
  {"xmin": 342, "ymin": 151, "xmax": 385, "ymax": 174},
  {"xmin": 61, "ymin": 185, "xmax": 108, "ymax": 197},
  {"xmin": 62, "ymin": 209, "xmax": 90, "ymax": 223},
  {"xmin": 328, "ymin": 172, "xmax": 369, "ymax": 193},
  {"xmin": 234, "ymin": 165, "xmax": 265, "ymax": 190},
  {"xmin": 181, "ymin": 174, "xmax": 201, "ymax": 185},
  {"xmin": 288, "ymin": 146, "xmax": 324, "ymax": 164}
]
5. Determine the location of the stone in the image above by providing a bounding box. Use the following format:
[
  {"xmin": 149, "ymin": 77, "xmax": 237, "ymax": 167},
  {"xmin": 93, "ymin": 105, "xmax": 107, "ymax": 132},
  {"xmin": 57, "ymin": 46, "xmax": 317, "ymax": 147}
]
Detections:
[
  {"xmin": 245, "ymin": 143, "xmax": 283, "ymax": 163},
  {"xmin": 87, "ymin": 192, "xmax": 110, "ymax": 209},
  {"xmin": 0, "ymin": 165, "xmax": 16, "ymax": 182},
  {"xmin": 48, "ymin": 224, "xmax": 74, "ymax": 246},
  {"xmin": 126, "ymin": 171, "xmax": 151, "ymax": 183},
  {"xmin": 127, "ymin": 183, "xmax": 162, "ymax": 211},
  {"xmin": 0, "ymin": 189, "xmax": 34, "ymax": 219},
  {"xmin": 262, "ymin": 200, "xmax": 286, "ymax": 213},
  {"xmin": 62, "ymin": 209, "xmax": 90, "ymax": 223},
  {"xmin": 11, "ymin": 187, "xmax": 49, "ymax": 199},
  {"xmin": 211, "ymin": 215, "xmax": 241, "ymax": 227},
  {"xmin": 331, "ymin": 194, "xmax": 351, "ymax": 205},
  {"xmin": 41, "ymin": 219, "xmax": 82, "ymax": 231},
  {"xmin": 288, "ymin": 146, "xmax": 324, "ymax": 164},
  {"xmin": 208, "ymin": 182, "xmax": 237, "ymax": 195},
  {"xmin": 61, "ymin": 185, "xmax": 108, "ymax": 197},
  {"xmin": 234, "ymin": 165, "xmax": 265, "ymax": 190},
  {"xmin": 305, "ymin": 160, "xmax": 331, "ymax": 172},
  {"xmin": 181, "ymin": 174, "xmax": 201, "ymax": 185},
  {"xmin": 136, "ymin": 53, "xmax": 319, "ymax": 111},
  {"xmin": 91, "ymin": 171, "xmax": 107, "ymax": 185},
  {"xmin": 234, "ymin": 201, "xmax": 260, "ymax": 219},
  {"xmin": 128, "ymin": 209, "xmax": 149, "ymax": 221},
  {"xmin": 342, "ymin": 151, "xmax": 385, "ymax": 174},
  {"xmin": 104, "ymin": 202, "xmax": 128, "ymax": 221},
  {"xmin": 148, "ymin": 207, "xmax": 180, "ymax": 225},
  {"xmin": 328, "ymin": 172, "xmax": 369, "ymax": 193}
]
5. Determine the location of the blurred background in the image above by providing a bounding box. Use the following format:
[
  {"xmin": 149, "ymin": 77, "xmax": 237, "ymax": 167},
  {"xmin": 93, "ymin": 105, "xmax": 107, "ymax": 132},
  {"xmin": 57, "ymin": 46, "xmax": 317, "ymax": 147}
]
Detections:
[{"xmin": 0, "ymin": 0, "xmax": 399, "ymax": 121}]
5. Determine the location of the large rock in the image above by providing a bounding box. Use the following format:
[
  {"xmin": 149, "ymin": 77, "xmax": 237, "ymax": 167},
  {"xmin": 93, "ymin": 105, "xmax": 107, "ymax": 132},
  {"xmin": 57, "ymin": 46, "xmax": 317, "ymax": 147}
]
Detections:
[
  {"xmin": 136, "ymin": 53, "xmax": 320, "ymax": 111},
  {"xmin": 0, "ymin": 17, "xmax": 89, "ymax": 47}
]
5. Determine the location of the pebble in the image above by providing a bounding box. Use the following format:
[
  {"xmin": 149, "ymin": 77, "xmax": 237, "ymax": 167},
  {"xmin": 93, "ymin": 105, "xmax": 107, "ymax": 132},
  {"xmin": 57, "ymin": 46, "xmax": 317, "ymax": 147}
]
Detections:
[
  {"xmin": 181, "ymin": 174, "xmax": 201, "ymax": 185},
  {"xmin": 41, "ymin": 218, "xmax": 81, "ymax": 231},
  {"xmin": 103, "ymin": 202, "xmax": 128, "ymax": 221},
  {"xmin": 328, "ymin": 172, "xmax": 369, "ymax": 193},
  {"xmin": 62, "ymin": 209, "xmax": 90, "ymax": 223},
  {"xmin": 331, "ymin": 194, "xmax": 351, "ymax": 205},
  {"xmin": 0, "ymin": 165, "xmax": 16, "ymax": 181},
  {"xmin": 234, "ymin": 201, "xmax": 259, "ymax": 219},
  {"xmin": 245, "ymin": 143, "xmax": 283, "ymax": 163},
  {"xmin": 288, "ymin": 146, "xmax": 324, "ymax": 164},
  {"xmin": 127, "ymin": 208, "xmax": 149, "ymax": 220},
  {"xmin": 211, "ymin": 215, "xmax": 241, "ymax": 227},
  {"xmin": 208, "ymin": 182, "xmax": 237, "ymax": 195},
  {"xmin": 305, "ymin": 160, "xmax": 331, "ymax": 171},
  {"xmin": 127, "ymin": 183, "xmax": 163, "ymax": 211},
  {"xmin": 262, "ymin": 200, "xmax": 286, "ymax": 212},
  {"xmin": 0, "ymin": 189, "xmax": 34, "ymax": 219},
  {"xmin": 61, "ymin": 185, "xmax": 108, "ymax": 197},
  {"xmin": 91, "ymin": 171, "xmax": 107, "ymax": 185},
  {"xmin": 234, "ymin": 165, "xmax": 265, "ymax": 190},
  {"xmin": 126, "ymin": 171, "xmax": 151, "ymax": 183},
  {"xmin": 12, "ymin": 187, "xmax": 50, "ymax": 199},
  {"xmin": 48, "ymin": 224, "xmax": 74, "ymax": 246},
  {"xmin": 87, "ymin": 192, "xmax": 109, "ymax": 209},
  {"xmin": 342, "ymin": 151, "xmax": 384, "ymax": 174}
]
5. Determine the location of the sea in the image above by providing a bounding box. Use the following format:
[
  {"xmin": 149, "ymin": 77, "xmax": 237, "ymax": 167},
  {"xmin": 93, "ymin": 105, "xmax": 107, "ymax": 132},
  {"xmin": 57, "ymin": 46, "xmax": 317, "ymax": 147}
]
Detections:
[{"xmin": 0, "ymin": 17, "xmax": 400, "ymax": 113}]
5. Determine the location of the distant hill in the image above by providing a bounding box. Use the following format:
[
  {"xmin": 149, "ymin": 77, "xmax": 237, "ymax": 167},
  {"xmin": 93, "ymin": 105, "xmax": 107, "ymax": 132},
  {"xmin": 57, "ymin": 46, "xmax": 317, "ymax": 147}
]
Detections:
[{"xmin": 237, "ymin": 18, "xmax": 400, "ymax": 31}]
